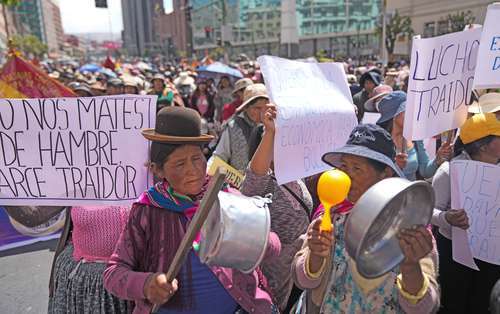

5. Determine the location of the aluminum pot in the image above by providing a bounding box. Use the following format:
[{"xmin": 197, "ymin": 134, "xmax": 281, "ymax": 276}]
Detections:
[
  {"xmin": 199, "ymin": 191, "xmax": 271, "ymax": 274},
  {"xmin": 345, "ymin": 177, "xmax": 435, "ymax": 278}
]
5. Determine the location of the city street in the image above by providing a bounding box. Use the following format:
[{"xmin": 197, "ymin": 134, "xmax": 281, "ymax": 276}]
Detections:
[{"xmin": 0, "ymin": 239, "xmax": 58, "ymax": 314}]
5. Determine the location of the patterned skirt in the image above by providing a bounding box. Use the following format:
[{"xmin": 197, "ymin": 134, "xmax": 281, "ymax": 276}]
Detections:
[{"xmin": 48, "ymin": 244, "xmax": 129, "ymax": 314}]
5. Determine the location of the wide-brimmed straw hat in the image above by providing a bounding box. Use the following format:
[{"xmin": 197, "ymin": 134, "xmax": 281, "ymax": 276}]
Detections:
[
  {"xmin": 232, "ymin": 78, "xmax": 253, "ymax": 95},
  {"xmin": 235, "ymin": 83, "xmax": 269, "ymax": 113},
  {"xmin": 376, "ymin": 91, "xmax": 407, "ymax": 124},
  {"xmin": 364, "ymin": 84, "xmax": 394, "ymax": 112},
  {"xmin": 468, "ymin": 92, "xmax": 500, "ymax": 114},
  {"xmin": 174, "ymin": 72, "xmax": 195, "ymax": 86},
  {"xmin": 141, "ymin": 107, "xmax": 214, "ymax": 144},
  {"xmin": 151, "ymin": 73, "xmax": 165, "ymax": 83}
]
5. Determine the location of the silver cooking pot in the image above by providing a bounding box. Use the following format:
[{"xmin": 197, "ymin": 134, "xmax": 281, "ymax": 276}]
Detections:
[
  {"xmin": 199, "ymin": 191, "xmax": 271, "ymax": 274},
  {"xmin": 345, "ymin": 178, "xmax": 435, "ymax": 278}
]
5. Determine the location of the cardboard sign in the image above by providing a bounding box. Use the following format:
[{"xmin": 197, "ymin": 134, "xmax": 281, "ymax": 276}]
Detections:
[
  {"xmin": 258, "ymin": 56, "xmax": 357, "ymax": 184},
  {"xmin": 473, "ymin": 3, "xmax": 500, "ymax": 89},
  {"xmin": 207, "ymin": 155, "xmax": 244, "ymax": 188},
  {"xmin": 450, "ymin": 160, "xmax": 500, "ymax": 268},
  {"xmin": 404, "ymin": 28, "xmax": 482, "ymax": 140},
  {"xmin": 0, "ymin": 95, "xmax": 156, "ymax": 206}
]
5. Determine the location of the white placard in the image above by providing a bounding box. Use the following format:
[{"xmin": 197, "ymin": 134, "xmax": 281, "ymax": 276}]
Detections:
[
  {"xmin": 450, "ymin": 160, "xmax": 500, "ymax": 267},
  {"xmin": 258, "ymin": 56, "xmax": 358, "ymax": 184},
  {"xmin": 473, "ymin": 3, "xmax": 500, "ymax": 89},
  {"xmin": 361, "ymin": 112, "xmax": 381, "ymax": 125},
  {"xmin": 0, "ymin": 95, "xmax": 156, "ymax": 206},
  {"xmin": 404, "ymin": 28, "xmax": 482, "ymax": 141}
]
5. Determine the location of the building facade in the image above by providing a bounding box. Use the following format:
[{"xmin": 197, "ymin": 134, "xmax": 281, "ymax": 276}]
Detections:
[
  {"xmin": 158, "ymin": 0, "xmax": 189, "ymax": 57},
  {"xmin": 42, "ymin": 0, "xmax": 64, "ymax": 54},
  {"xmin": 0, "ymin": 5, "xmax": 18, "ymax": 51},
  {"xmin": 188, "ymin": 0, "xmax": 381, "ymax": 59},
  {"xmin": 121, "ymin": 0, "xmax": 164, "ymax": 56},
  {"xmin": 7, "ymin": 0, "xmax": 64, "ymax": 54},
  {"xmin": 11, "ymin": 0, "xmax": 46, "ymax": 43},
  {"xmin": 388, "ymin": 0, "xmax": 491, "ymax": 57}
]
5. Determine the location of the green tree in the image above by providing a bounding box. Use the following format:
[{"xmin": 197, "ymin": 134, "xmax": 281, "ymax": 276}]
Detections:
[
  {"xmin": 0, "ymin": 0, "xmax": 20, "ymax": 6},
  {"xmin": 378, "ymin": 10, "xmax": 414, "ymax": 60},
  {"xmin": 447, "ymin": 11, "xmax": 475, "ymax": 33},
  {"xmin": 11, "ymin": 34, "xmax": 48, "ymax": 57}
]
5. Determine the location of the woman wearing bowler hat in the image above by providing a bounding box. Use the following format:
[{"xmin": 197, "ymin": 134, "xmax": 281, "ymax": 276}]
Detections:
[{"xmin": 103, "ymin": 106, "xmax": 280, "ymax": 314}]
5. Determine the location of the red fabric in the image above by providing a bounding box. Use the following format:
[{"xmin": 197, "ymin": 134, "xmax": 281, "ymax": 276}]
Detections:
[
  {"xmin": 0, "ymin": 54, "xmax": 76, "ymax": 98},
  {"xmin": 312, "ymin": 200, "xmax": 354, "ymax": 220},
  {"xmin": 103, "ymin": 56, "xmax": 116, "ymax": 70},
  {"xmin": 222, "ymin": 98, "xmax": 242, "ymax": 121}
]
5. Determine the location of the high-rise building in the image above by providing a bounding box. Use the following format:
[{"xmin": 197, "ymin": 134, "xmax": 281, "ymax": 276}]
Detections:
[
  {"xmin": 42, "ymin": 0, "xmax": 65, "ymax": 53},
  {"xmin": 158, "ymin": 0, "xmax": 189, "ymax": 57},
  {"xmin": 190, "ymin": 0, "xmax": 381, "ymax": 59},
  {"xmin": 11, "ymin": 0, "xmax": 46, "ymax": 43},
  {"xmin": 121, "ymin": 0, "xmax": 164, "ymax": 56},
  {"xmin": 0, "ymin": 5, "xmax": 19, "ymax": 51},
  {"xmin": 9, "ymin": 0, "xmax": 64, "ymax": 53}
]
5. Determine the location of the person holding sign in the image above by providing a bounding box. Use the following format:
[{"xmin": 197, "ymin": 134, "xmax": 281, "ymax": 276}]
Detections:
[
  {"xmin": 103, "ymin": 107, "xmax": 281, "ymax": 314},
  {"xmin": 431, "ymin": 113, "xmax": 500, "ymax": 314},
  {"xmin": 376, "ymin": 91, "xmax": 453, "ymax": 180},
  {"xmin": 240, "ymin": 106, "xmax": 313, "ymax": 312},
  {"xmin": 292, "ymin": 124, "xmax": 439, "ymax": 314}
]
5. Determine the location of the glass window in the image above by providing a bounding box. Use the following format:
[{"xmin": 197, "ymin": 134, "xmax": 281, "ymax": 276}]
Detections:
[
  {"xmin": 437, "ymin": 20, "xmax": 449, "ymax": 35},
  {"xmin": 423, "ymin": 22, "xmax": 435, "ymax": 38}
]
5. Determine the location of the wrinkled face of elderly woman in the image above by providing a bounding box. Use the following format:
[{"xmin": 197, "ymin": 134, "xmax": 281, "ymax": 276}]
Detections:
[
  {"xmin": 152, "ymin": 145, "xmax": 207, "ymax": 196},
  {"xmin": 336, "ymin": 154, "xmax": 393, "ymax": 203}
]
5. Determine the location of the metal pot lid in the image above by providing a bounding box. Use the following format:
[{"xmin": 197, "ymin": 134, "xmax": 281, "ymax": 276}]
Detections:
[{"xmin": 345, "ymin": 178, "xmax": 435, "ymax": 278}]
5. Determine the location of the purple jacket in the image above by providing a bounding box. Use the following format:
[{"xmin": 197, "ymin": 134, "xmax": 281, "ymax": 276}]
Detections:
[{"xmin": 103, "ymin": 204, "xmax": 281, "ymax": 314}]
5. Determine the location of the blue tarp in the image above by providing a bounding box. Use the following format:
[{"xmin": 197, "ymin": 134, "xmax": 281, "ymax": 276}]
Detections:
[
  {"xmin": 79, "ymin": 63, "xmax": 102, "ymax": 73},
  {"xmin": 197, "ymin": 62, "xmax": 243, "ymax": 79}
]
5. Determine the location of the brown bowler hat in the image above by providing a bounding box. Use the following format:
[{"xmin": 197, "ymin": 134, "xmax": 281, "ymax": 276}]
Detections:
[{"xmin": 141, "ymin": 107, "xmax": 214, "ymax": 143}]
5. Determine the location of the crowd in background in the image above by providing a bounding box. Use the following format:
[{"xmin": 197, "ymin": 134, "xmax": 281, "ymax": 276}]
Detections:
[{"xmin": 4, "ymin": 52, "xmax": 500, "ymax": 314}]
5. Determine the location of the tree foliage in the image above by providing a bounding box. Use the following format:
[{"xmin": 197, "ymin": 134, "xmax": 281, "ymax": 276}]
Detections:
[
  {"xmin": 11, "ymin": 34, "xmax": 48, "ymax": 57},
  {"xmin": 0, "ymin": 0, "xmax": 21, "ymax": 6},
  {"xmin": 447, "ymin": 11, "xmax": 476, "ymax": 33},
  {"xmin": 377, "ymin": 10, "xmax": 414, "ymax": 58}
]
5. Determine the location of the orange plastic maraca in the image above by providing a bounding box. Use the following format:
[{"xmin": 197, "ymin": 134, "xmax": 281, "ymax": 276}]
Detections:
[{"xmin": 317, "ymin": 169, "xmax": 351, "ymax": 232}]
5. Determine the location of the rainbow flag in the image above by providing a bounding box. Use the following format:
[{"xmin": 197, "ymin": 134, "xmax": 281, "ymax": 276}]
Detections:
[{"xmin": 0, "ymin": 53, "xmax": 76, "ymax": 98}]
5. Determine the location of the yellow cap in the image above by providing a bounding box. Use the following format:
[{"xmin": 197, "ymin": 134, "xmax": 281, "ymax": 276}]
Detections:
[{"xmin": 459, "ymin": 113, "xmax": 500, "ymax": 144}]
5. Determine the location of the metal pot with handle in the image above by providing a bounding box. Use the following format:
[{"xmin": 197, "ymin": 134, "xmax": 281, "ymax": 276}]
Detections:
[
  {"xmin": 199, "ymin": 191, "xmax": 272, "ymax": 274},
  {"xmin": 345, "ymin": 177, "xmax": 435, "ymax": 278}
]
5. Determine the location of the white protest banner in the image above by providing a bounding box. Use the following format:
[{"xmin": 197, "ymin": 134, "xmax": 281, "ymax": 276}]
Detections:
[
  {"xmin": 473, "ymin": 3, "xmax": 500, "ymax": 89},
  {"xmin": 0, "ymin": 95, "xmax": 156, "ymax": 206},
  {"xmin": 404, "ymin": 28, "xmax": 482, "ymax": 141},
  {"xmin": 258, "ymin": 56, "xmax": 358, "ymax": 184},
  {"xmin": 450, "ymin": 160, "xmax": 500, "ymax": 267}
]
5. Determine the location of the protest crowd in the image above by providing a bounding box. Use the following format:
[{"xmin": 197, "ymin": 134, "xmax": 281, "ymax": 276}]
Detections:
[{"xmin": 1, "ymin": 11, "xmax": 500, "ymax": 314}]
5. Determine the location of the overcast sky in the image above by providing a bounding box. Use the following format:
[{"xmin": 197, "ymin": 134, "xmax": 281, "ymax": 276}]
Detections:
[{"xmin": 60, "ymin": 0, "xmax": 173, "ymax": 34}]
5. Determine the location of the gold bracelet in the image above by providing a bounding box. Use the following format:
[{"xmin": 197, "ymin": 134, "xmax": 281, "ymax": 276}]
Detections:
[
  {"xmin": 305, "ymin": 253, "xmax": 326, "ymax": 279},
  {"xmin": 396, "ymin": 273, "xmax": 430, "ymax": 304}
]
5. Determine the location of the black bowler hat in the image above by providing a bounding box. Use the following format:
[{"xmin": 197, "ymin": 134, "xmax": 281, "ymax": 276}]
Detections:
[
  {"xmin": 141, "ymin": 107, "xmax": 214, "ymax": 144},
  {"xmin": 322, "ymin": 124, "xmax": 404, "ymax": 177}
]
